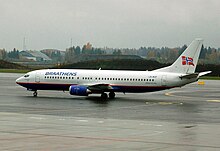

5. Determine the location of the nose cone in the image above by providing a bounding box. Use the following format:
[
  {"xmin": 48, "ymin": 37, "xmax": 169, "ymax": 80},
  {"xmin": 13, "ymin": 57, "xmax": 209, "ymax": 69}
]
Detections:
[{"xmin": 16, "ymin": 77, "xmax": 23, "ymax": 84}]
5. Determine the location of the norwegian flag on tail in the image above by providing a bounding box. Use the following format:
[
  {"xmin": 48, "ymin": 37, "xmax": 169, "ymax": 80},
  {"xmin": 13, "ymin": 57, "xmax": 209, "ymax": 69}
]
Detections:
[{"xmin": 182, "ymin": 56, "xmax": 194, "ymax": 66}]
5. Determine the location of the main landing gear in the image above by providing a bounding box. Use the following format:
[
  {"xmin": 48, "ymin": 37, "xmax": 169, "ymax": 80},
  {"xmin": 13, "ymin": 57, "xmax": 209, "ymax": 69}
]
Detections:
[
  {"xmin": 101, "ymin": 93, "xmax": 108, "ymax": 100},
  {"xmin": 109, "ymin": 92, "xmax": 115, "ymax": 99},
  {"xmin": 101, "ymin": 92, "xmax": 115, "ymax": 100},
  {"xmin": 33, "ymin": 91, "xmax": 38, "ymax": 97}
]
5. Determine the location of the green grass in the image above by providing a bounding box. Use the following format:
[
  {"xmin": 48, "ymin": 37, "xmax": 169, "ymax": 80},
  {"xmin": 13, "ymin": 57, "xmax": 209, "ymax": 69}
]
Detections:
[
  {"xmin": 200, "ymin": 76, "xmax": 220, "ymax": 80},
  {"xmin": 0, "ymin": 69, "xmax": 31, "ymax": 73}
]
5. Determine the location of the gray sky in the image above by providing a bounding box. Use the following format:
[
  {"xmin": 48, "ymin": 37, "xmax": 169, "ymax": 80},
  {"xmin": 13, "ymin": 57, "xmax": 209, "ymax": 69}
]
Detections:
[{"xmin": 0, "ymin": 0, "xmax": 219, "ymax": 51}]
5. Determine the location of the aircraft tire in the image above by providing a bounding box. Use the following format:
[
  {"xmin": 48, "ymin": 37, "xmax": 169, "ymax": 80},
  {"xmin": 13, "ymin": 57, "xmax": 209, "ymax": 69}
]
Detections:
[
  {"xmin": 101, "ymin": 93, "xmax": 108, "ymax": 100},
  {"xmin": 109, "ymin": 92, "xmax": 115, "ymax": 99}
]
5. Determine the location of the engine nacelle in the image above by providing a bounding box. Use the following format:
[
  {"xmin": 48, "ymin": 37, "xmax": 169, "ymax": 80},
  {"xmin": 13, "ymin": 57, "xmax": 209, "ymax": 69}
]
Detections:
[{"xmin": 69, "ymin": 85, "xmax": 90, "ymax": 96}]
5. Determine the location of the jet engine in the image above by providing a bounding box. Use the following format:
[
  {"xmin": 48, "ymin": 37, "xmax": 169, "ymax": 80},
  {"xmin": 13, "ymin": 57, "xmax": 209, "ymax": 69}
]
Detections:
[{"xmin": 69, "ymin": 85, "xmax": 91, "ymax": 96}]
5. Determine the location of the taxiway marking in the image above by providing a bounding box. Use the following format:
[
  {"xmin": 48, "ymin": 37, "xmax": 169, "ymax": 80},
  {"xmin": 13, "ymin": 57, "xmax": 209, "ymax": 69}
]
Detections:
[{"xmin": 207, "ymin": 100, "xmax": 220, "ymax": 103}]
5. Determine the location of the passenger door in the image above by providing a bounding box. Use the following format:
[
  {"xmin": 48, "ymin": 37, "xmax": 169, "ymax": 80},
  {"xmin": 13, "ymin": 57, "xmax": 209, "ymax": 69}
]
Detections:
[{"xmin": 35, "ymin": 72, "xmax": 40, "ymax": 83}]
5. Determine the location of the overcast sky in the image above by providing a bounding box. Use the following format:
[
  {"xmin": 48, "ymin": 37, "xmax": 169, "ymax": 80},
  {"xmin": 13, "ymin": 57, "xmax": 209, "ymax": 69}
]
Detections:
[{"xmin": 0, "ymin": 0, "xmax": 219, "ymax": 51}]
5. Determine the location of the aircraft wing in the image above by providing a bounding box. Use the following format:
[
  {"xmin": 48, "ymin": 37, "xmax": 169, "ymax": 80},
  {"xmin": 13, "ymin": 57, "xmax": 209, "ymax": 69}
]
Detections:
[{"xmin": 86, "ymin": 83, "xmax": 113, "ymax": 91}]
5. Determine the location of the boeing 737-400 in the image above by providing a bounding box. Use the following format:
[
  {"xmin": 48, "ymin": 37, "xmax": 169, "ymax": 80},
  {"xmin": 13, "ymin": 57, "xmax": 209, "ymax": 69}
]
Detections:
[{"xmin": 16, "ymin": 39, "xmax": 211, "ymax": 99}]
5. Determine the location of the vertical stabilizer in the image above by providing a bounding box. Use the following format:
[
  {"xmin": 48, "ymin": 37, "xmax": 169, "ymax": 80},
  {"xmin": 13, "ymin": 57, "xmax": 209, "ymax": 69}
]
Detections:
[{"xmin": 154, "ymin": 39, "xmax": 203, "ymax": 74}]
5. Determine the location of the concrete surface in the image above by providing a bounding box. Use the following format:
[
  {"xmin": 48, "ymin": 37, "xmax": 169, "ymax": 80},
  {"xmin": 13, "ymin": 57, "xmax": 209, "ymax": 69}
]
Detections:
[{"xmin": 0, "ymin": 73, "xmax": 220, "ymax": 151}]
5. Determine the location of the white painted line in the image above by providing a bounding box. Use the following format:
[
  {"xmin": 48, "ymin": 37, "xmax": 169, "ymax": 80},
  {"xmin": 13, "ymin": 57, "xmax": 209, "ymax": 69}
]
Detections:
[
  {"xmin": 59, "ymin": 118, "xmax": 66, "ymax": 121},
  {"xmin": 165, "ymin": 92, "xmax": 173, "ymax": 96},
  {"xmin": 29, "ymin": 117, "xmax": 46, "ymax": 120},
  {"xmin": 76, "ymin": 119, "xmax": 88, "ymax": 122},
  {"xmin": 140, "ymin": 123, "xmax": 163, "ymax": 127}
]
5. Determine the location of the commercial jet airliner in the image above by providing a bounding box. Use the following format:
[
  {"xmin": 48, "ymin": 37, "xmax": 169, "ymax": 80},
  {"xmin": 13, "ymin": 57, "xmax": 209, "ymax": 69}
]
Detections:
[{"xmin": 16, "ymin": 39, "xmax": 211, "ymax": 99}]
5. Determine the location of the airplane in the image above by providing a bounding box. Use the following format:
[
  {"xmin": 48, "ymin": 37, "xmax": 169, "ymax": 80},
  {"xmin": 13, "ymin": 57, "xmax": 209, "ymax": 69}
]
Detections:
[{"xmin": 16, "ymin": 38, "xmax": 211, "ymax": 100}]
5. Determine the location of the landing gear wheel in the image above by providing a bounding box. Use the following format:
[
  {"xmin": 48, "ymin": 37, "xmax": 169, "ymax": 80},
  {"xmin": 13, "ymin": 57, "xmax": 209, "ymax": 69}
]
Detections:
[
  {"xmin": 109, "ymin": 92, "xmax": 115, "ymax": 99},
  {"xmin": 33, "ymin": 91, "xmax": 38, "ymax": 97},
  {"xmin": 101, "ymin": 93, "xmax": 108, "ymax": 100}
]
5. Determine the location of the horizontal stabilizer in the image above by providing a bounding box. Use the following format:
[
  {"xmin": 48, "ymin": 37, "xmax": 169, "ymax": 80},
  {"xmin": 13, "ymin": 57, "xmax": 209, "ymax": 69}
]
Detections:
[
  {"xmin": 179, "ymin": 73, "xmax": 199, "ymax": 79},
  {"xmin": 198, "ymin": 71, "xmax": 212, "ymax": 77},
  {"xmin": 179, "ymin": 71, "xmax": 212, "ymax": 79}
]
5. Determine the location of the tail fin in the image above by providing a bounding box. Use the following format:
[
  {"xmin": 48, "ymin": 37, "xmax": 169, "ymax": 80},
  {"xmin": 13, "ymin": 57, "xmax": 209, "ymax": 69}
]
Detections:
[{"xmin": 154, "ymin": 38, "xmax": 203, "ymax": 74}]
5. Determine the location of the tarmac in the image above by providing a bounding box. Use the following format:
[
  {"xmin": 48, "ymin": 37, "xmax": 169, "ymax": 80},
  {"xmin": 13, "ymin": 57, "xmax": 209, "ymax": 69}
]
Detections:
[{"xmin": 0, "ymin": 72, "xmax": 220, "ymax": 151}]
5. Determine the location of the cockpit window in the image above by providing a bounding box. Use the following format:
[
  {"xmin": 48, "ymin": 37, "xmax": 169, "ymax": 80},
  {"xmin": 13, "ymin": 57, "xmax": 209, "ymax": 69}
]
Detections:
[{"xmin": 24, "ymin": 74, "xmax": 30, "ymax": 78}]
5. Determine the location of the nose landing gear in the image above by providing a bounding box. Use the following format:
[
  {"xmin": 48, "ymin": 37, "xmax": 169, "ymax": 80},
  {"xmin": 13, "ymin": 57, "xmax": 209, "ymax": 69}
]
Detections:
[{"xmin": 33, "ymin": 91, "xmax": 38, "ymax": 97}]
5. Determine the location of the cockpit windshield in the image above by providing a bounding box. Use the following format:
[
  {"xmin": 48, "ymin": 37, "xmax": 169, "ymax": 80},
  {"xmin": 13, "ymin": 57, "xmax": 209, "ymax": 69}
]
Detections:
[{"xmin": 24, "ymin": 74, "xmax": 30, "ymax": 78}]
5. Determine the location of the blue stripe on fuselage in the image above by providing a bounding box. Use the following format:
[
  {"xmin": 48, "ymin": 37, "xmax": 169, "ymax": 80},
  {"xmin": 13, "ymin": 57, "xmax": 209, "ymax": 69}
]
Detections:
[
  {"xmin": 111, "ymin": 85, "xmax": 171, "ymax": 93},
  {"xmin": 17, "ymin": 82, "xmax": 73, "ymax": 91}
]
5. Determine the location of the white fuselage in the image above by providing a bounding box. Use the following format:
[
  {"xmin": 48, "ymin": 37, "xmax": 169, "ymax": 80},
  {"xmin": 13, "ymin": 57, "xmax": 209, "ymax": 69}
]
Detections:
[{"xmin": 16, "ymin": 69, "xmax": 197, "ymax": 94}]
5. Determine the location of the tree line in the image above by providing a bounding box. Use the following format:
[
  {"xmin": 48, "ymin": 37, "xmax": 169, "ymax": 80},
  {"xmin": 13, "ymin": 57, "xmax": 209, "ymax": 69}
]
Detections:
[
  {"xmin": 1, "ymin": 43, "xmax": 219, "ymax": 65},
  {"xmin": 65, "ymin": 43, "xmax": 220, "ymax": 64}
]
